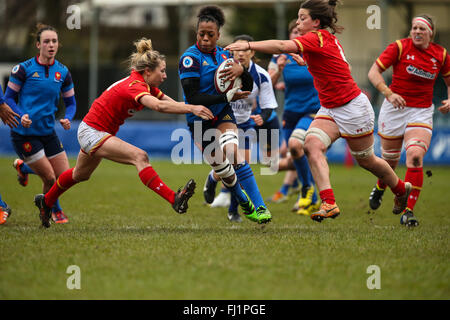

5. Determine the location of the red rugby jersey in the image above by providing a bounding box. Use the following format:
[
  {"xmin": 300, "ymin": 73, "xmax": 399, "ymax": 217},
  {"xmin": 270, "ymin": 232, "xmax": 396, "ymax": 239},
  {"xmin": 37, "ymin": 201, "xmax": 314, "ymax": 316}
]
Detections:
[
  {"xmin": 292, "ymin": 29, "xmax": 361, "ymax": 109},
  {"xmin": 376, "ymin": 38, "xmax": 450, "ymax": 108},
  {"xmin": 83, "ymin": 70, "xmax": 164, "ymax": 135}
]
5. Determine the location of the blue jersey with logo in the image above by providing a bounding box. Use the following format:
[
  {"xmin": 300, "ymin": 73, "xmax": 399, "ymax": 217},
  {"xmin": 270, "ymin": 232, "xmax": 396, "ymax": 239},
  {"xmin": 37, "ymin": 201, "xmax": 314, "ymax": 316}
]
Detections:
[
  {"xmin": 271, "ymin": 54, "xmax": 320, "ymax": 114},
  {"xmin": 9, "ymin": 57, "xmax": 74, "ymax": 136},
  {"xmin": 179, "ymin": 44, "xmax": 231, "ymax": 123}
]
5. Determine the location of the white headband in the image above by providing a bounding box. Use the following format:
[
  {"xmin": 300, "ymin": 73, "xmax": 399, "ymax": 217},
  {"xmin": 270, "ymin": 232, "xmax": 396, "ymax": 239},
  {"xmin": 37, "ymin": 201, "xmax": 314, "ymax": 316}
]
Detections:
[{"xmin": 413, "ymin": 17, "xmax": 433, "ymax": 34}]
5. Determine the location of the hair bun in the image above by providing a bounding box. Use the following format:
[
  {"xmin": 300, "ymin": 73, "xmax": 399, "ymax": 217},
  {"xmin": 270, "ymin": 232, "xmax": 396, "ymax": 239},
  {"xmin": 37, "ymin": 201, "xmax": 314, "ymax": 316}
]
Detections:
[{"xmin": 134, "ymin": 38, "xmax": 153, "ymax": 54}]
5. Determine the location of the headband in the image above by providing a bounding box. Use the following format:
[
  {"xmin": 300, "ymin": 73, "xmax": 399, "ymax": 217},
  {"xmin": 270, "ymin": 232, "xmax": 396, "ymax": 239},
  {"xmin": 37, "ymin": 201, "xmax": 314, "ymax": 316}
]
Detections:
[{"xmin": 413, "ymin": 17, "xmax": 433, "ymax": 34}]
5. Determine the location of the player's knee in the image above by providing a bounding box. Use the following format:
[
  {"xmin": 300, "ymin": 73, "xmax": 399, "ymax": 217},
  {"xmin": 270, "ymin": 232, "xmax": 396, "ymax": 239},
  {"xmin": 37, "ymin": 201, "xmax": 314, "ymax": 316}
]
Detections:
[
  {"xmin": 40, "ymin": 173, "xmax": 56, "ymax": 187},
  {"xmin": 304, "ymin": 127, "xmax": 330, "ymax": 156},
  {"xmin": 351, "ymin": 145, "xmax": 375, "ymax": 169},
  {"xmin": 134, "ymin": 149, "xmax": 150, "ymax": 165},
  {"xmin": 288, "ymin": 137, "xmax": 304, "ymax": 159},
  {"xmin": 219, "ymin": 131, "xmax": 239, "ymax": 163}
]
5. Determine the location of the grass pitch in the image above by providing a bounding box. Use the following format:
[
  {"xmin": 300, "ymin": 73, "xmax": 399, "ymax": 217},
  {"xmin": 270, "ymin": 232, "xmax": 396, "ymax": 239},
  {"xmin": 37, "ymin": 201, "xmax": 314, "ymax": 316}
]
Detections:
[{"xmin": 0, "ymin": 156, "xmax": 448, "ymax": 300}]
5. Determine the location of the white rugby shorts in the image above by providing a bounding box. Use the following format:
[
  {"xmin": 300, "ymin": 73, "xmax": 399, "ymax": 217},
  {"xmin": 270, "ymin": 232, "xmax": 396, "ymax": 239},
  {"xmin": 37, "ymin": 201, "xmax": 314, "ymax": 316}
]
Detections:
[
  {"xmin": 377, "ymin": 99, "xmax": 433, "ymax": 139},
  {"xmin": 77, "ymin": 121, "xmax": 112, "ymax": 155},
  {"xmin": 315, "ymin": 93, "xmax": 375, "ymax": 139}
]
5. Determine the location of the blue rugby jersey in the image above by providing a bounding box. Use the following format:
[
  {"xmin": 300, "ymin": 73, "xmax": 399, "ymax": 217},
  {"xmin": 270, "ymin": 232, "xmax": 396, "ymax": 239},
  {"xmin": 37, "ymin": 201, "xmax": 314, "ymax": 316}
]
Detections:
[
  {"xmin": 8, "ymin": 56, "xmax": 74, "ymax": 136},
  {"xmin": 270, "ymin": 54, "xmax": 320, "ymax": 114},
  {"xmin": 179, "ymin": 44, "xmax": 231, "ymax": 123}
]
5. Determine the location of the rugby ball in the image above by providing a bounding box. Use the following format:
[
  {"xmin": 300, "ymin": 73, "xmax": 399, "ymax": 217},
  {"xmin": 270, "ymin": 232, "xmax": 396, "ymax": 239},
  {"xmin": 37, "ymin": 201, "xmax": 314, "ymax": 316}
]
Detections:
[{"xmin": 214, "ymin": 58, "xmax": 242, "ymax": 94}]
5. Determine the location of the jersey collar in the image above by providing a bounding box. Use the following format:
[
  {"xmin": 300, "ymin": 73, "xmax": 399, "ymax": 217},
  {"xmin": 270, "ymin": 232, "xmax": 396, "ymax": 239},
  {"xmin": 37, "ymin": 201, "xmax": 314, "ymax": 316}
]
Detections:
[{"xmin": 35, "ymin": 55, "xmax": 55, "ymax": 66}]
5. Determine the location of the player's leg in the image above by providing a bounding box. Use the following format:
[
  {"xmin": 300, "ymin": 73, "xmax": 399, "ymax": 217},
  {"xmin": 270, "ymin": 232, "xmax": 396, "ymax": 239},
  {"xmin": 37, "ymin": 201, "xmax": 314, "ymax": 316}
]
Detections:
[
  {"xmin": 97, "ymin": 136, "xmax": 194, "ymax": 213},
  {"xmin": 346, "ymin": 134, "xmax": 411, "ymax": 215},
  {"xmin": 218, "ymin": 121, "xmax": 271, "ymax": 223},
  {"xmin": 369, "ymin": 137, "xmax": 402, "ymax": 210},
  {"xmin": 289, "ymin": 116, "xmax": 319, "ymax": 214},
  {"xmin": 44, "ymin": 132, "xmax": 72, "ymax": 223},
  {"xmin": 399, "ymin": 128, "xmax": 431, "ymax": 227},
  {"xmin": 303, "ymin": 118, "xmax": 341, "ymax": 222}
]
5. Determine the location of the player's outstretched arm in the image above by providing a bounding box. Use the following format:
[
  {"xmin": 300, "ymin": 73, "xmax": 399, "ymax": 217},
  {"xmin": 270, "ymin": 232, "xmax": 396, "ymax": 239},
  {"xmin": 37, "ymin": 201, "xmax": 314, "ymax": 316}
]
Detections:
[
  {"xmin": 140, "ymin": 94, "xmax": 214, "ymax": 120},
  {"xmin": 226, "ymin": 40, "xmax": 297, "ymax": 55}
]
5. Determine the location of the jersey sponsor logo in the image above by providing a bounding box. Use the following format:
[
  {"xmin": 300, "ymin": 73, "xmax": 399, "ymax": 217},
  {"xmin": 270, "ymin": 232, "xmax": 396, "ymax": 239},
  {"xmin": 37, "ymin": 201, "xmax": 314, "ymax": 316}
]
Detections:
[
  {"xmin": 55, "ymin": 72, "xmax": 62, "ymax": 81},
  {"xmin": 406, "ymin": 55, "xmax": 415, "ymax": 60},
  {"xmin": 23, "ymin": 142, "xmax": 32, "ymax": 153},
  {"xmin": 406, "ymin": 65, "xmax": 436, "ymax": 80},
  {"xmin": 12, "ymin": 65, "xmax": 20, "ymax": 74},
  {"xmin": 222, "ymin": 114, "xmax": 232, "ymax": 121},
  {"xmin": 32, "ymin": 72, "xmax": 40, "ymax": 78},
  {"xmin": 182, "ymin": 56, "xmax": 194, "ymax": 68},
  {"xmin": 221, "ymin": 54, "xmax": 227, "ymax": 60},
  {"xmin": 202, "ymin": 61, "xmax": 209, "ymax": 66}
]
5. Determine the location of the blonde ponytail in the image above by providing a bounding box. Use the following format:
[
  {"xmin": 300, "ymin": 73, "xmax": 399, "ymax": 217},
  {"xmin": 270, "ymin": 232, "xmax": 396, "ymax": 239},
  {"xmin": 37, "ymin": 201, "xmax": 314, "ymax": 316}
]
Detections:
[{"xmin": 129, "ymin": 37, "xmax": 165, "ymax": 72}]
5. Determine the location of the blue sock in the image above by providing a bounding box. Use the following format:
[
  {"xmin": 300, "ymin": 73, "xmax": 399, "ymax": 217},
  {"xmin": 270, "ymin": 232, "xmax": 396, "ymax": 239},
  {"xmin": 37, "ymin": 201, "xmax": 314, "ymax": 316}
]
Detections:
[
  {"xmin": 20, "ymin": 162, "xmax": 35, "ymax": 174},
  {"xmin": 294, "ymin": 156, "xmax": 318, "ymax": 202},
  {"xmin": 228, "ymin": 195, "xmax": 239, "ymax": 213},
  {"xmin": 221, "ymin": 187, "xmax": 230, "ymax": 193},
  {"xmin": 207, "ymin": 171, "xmax": 218, "ymax": 189},
  {"xmin": 279, "ymin": 184, "xmax": 290, "ymax": 196},
  {"xmin": 225, "ymin": 182, "xmax": 247, "ymax": 204},
  {"xmin": 52, "ymin": 199, "xmax": 63, "ymax": 213},
  {"xmin": 293, "ymin": 156, "xmax": 312, "ymax": 187},
  {"xmin": 292, "ymin": 178, "xmax": 299, "ymax": 189},
  {"xmin": 0, "ymin": 194, "xmax": 7, "ymax": 208},
  {"xmin": 235, "ymin": 162, "xmax": 265, "ymax": 208}
]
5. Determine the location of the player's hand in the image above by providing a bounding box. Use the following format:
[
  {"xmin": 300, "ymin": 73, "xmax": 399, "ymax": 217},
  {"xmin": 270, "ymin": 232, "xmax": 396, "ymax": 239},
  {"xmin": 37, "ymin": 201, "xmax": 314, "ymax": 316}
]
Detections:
[
  {"xmin": 275, "ymin": 82, "xmax": 285, "ymax": 91},
  {"xmin": 438, "ymin": 99, "xmax": 450, "ymax": 114},
  {"xmin": 250, "ymin": 114, "xmax": 263, "ymax": 126},
  {"xmin": 60, "ymin": 118, "xmax": 71, "ymax": 130},
  {"xmin": 0, "ymin": 103, "xmax": 19, "ymax": 128},
  {"xmin": 219, "ymin": 60, "xmax": 243, "ymax": 81},
  {"xmin": 226, "ymin": 85, "xmax": 250, "ymax": 102},
  {"xmin": 225, "ymin": 42, "xmax": 248, "ymax": 52},
  {"xmin": 387, "ymin": 93, "xmax": 406, "ymax": 109},
  {"xmin": 276, "ymin": 54, "xmax": 288, "ymax": 71},
  {"xmin": 289, "ymin": 53, "xmax": 306, "ymax": 66},
  {"xmin": 21, "ymin": 114, "xmax": 32, "ymax": 128},
  {"xmin": 191, "ymin": 105, "xmax": 214, "ymax": 120}
]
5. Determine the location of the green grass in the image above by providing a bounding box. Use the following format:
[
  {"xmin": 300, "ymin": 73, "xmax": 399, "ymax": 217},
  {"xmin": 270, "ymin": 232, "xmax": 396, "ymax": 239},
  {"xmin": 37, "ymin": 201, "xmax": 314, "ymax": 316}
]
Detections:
[{"xmin": 0, "ymin": 156, "xmax": 449, "ymax": 299}]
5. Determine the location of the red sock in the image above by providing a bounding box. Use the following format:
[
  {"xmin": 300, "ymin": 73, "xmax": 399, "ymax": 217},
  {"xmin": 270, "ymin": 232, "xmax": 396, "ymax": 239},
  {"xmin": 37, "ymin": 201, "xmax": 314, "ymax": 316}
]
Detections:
[
  {"xmin": 139, "ymin": 166, "xmax": 175, "ymax": 204},
  {"xmin": 405, "ymin": 167, "xmax": 423, "ymax": 211},
  {"xmin": 319, "ymin": 189, "xmax": 336, "ymax": 205},
  {"xmin": 376, "ymin": 179, "xmax": 387, "ymax": 190},
  {"xmin": 390, "ymin": 179, "xmax": 406, "ymax": 197},
  {"xmin": 45, "ymin": 168, "xmax": 77, "ymax": 208}
]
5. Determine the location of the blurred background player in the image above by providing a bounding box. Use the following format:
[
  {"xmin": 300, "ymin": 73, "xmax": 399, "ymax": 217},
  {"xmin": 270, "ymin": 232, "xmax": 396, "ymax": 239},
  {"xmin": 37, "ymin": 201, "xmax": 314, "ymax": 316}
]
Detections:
[
  {"xmin": 367, "ymin": 14, "xmax": 450, "ymax": 227},
  {"xmin": 4, "ymin": 23, "xmax": 76, "ymax": 224},
  {"xmin": 34, "ymin": 38, "xmax": 209, "ymax": 228},
  {"xmin": 179, "ymin": 6, "xmax": 271, "ymax": 224},
  {"xmin": 226, "ymin": 0, "xmax": 412, "ymax": 223},
  {"xmin": 209, "ymin": 34, "xmax": 278, "ymax": 222},
  {"xmin": 0, "ymin": 83, "xmax": 19, "ymax": 225},
  {"xmin": 267, "ymin": 19, "xmax": 320, "ymax": 215}
]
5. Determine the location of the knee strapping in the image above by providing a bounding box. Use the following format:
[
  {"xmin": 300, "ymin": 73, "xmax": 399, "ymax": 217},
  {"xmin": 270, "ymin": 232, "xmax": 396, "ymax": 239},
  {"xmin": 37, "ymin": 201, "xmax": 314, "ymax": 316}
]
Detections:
[
  {"xmin": 405, "ymin": 139, "xmax": 428, "ymax": 152},
  {"xmin": 381, "ymin": 148, "xmax": 401, "ymax": 161},
  {"xmin": 305, "ymin": 127, "xmax": 331, "ymax": 149},
  {"xmin": 211, "ymin": 159, "xmax": 237, "ymax": 187},
  {"xmin": 219, "ymin": 131, "xmax": 239, "ymax": 151},
  {"xmin": 290, "ymin": 129, "xmax": 307, "ymax": 145},
  {"xmin": 350, "ymin": 145, "xmax": 374, "ymax": 159}
]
